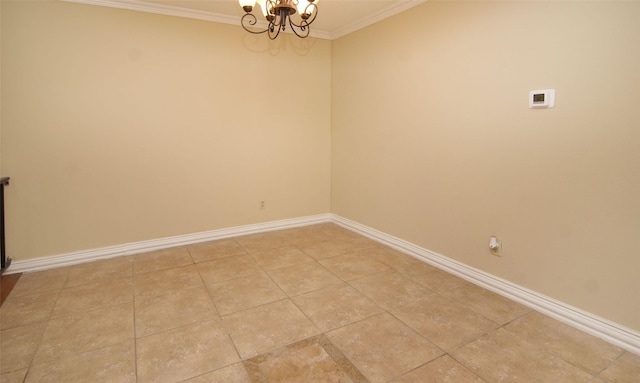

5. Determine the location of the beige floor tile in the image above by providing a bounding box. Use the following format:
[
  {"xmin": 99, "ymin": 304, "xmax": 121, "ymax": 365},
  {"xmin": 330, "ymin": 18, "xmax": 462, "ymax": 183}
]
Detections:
[
  {"xmin": 187, "ymin": 239, "xmax": 247, "ymax": 263},
  {"xmin": 318, "ymin": 335, "xmax": 369, "ymax": 383},
  {"xmin": 314, "ymin": 223, "xmax": 356, "ymax": 237},
  {"xmin": 64, "ymin": 256, "xmax": 133, "ymax": 287},
  {"xmin": 298, "ymin": 237, "xmax": 379, "ymax": 260},
  {"xmin": 0, "ymin": 368, "xmax": 28, "ymax": 383},
  {"xmin": 349, "ymin": 270, "xmax": 434, "ymax": 311},
  {"xmin": 196, "ymin": 254, "xmax": 262, "ymax": 285},
  {"xmin": 133, "ymin": 246, "xmax": 193, "ymax": 275},
  {"xmin": 276, "ymin": 226, "xmax": 334, "ymax": 245},
  {"xmin": 3, "ymin": 226, "xmax": 636, "ymax": 383},
  {"xmin": 327, "ymin": 313, "xmax": 443, "ymax": 383},
  {"xmin": 505, "ymin": 311, "xmax": 623, "ymax": 375},
  {"xmin": 7, "ymin": 268, "xmax": 68, "ymax": 298},
  {"xmin": 364, "ymin": 246, "xmax": 424, "ymax": 270},
  {"xmin": 393, "ymin": 260, "xmax": 468, "ymax": 292},
  {"xmin": 390, "ymin": 355, "xmax": 486, "ymax": 383},
  {"xmin": 420, "ymin": 268, "xmax": 469, "ymax": 292},
  {"xmin": 136, "ymin": 320, "xmax": 239, "ymax": 383},
  {"xmin": 319, "ymin": 252, "xmax": 390, "ymax": 281},
  {"xmin": 26, "ymin": 341, "xmax": 136, "ymax": 383},
  {"xmin": 32, "ymin": 303, "xmax": 134, "ymax": 365},
  {"xmin": 391, "ymin": 294, "xmax": 498, "ymax": 352},
  {"xmin": 183, "ymin": 363, "xmax": 251, "ymax": 383},
  {"xmin": 0, "ymin": 323, "xmax": 47, "ymax": 373},
  {"xmin": 322, "ymin": 228, "xmax": 374, "ymax": 242},
  {"xmin": 0, "ymin": 291, "xmax": 58, "ymax": 330},
  {"xmin": 598, "ymin": 351, "xmax": 640, "ymax": 383},
  {"xmin": 51, "ymin": 277, "xmax": 133, "ymax": 317},
  {"xmin": 135, "ymin": 285, "xmax": 220, "ymax": 338},
  {"xmin": 267, "ymin": 261, "xmax": 343, "ymax": 296},
  {"xmin": 222, "ymin": 299, "xmax": 320, "ymax": 359},
  {"xmin": 250, "ymin": 245, "xmax": 315, "ymax": 270},
  {"xmin": 245, "ymin": 337, "xmax": 354, "ymax": 383},
  {"xmin": 442, "ymin": 283, "xmax": 531, "ymax": 325},
  {"xmin": 451, "ymin": 328, "xmax": 593, "ymax": 382},
  {"xmin": 134, "ymin": 264, "xmax": 204, "ymax": 300},
  {"xmin": 206, "ymin": 272, "xmax": 286, "ymax": 315},
  {"xmin": 386, "ymin": 252, "xmax": 437, "ymax": 272},
  {"xmin": 291, "ymin": 284, "xmax": 383, "ymax": 332},
  {"xmin": 234, "ymin": 232, "xmax": 291, "ymax": 252}
]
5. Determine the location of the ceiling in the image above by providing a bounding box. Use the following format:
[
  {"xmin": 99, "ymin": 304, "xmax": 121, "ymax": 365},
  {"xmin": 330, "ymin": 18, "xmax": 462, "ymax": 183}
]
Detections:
[{"xmin": 65, "ymin": 0, "xmax": 427, "ymax": 40}]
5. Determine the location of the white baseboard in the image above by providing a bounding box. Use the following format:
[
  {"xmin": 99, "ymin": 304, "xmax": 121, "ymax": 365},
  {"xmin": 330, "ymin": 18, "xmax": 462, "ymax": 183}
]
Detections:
[
  {"xmin": 7, "ymin": 212, "xmax": 639, "ymax": 355},
  {"xmin": 330, "ymin": 214, "xmax": 640, "ymax": 356},
  {"xmin": 6, "ymin": 214, "xmax": 331, "ymax": 274}
]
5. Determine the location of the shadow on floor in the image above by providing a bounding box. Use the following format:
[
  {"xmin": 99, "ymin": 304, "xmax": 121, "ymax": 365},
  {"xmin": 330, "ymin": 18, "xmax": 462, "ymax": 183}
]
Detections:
[{"xmin": 0, "ymin": 273, "xmax": 22, "ymax": 307}]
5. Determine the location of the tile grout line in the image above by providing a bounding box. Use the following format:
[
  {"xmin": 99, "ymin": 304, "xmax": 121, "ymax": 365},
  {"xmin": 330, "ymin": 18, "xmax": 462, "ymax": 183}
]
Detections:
[
  {"xmin": 191, "ymin": 240, "xmax": 248, "ymax": 374},
  {"xmin": 131, "ymin": 259, "xmax": 139, "ymax": 383},
  {"xmin": 4, "ymin": 225, "xmax": 635, "ymax": 382},
  {"xmin": 225, "ymin": 230, "xmax": 382, "ymax": 381},
  {"xmin": 22, "ymin": 272, "xmax": 69, "ymax": 381},
  {"xmin": 318, "ymin": 334, "xmax": 370, "ymax": 383}
]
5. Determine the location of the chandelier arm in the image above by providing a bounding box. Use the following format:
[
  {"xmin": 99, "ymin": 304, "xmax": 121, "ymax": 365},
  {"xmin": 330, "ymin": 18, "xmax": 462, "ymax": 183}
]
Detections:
[
  {"xmin": 266, "ymin": 0, "xmax": 277, "ymax": 15},
  {"xmin": 290, "ymin": 2, "xmax": 318, "ymax": 27},
  {"xmin": 240, "ymin": 13, "xmax": 270, "ymax": 34},
  {"xmin": 289, "ymin": 18, "xmax": 310, "ymax": 38},
  {"xmin": 267, "ymin": 21, "xmax": 282, "ymax": 40}
]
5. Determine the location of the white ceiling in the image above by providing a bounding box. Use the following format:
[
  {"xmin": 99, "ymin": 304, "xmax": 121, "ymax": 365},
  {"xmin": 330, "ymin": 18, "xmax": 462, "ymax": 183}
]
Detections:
[{"xmin": 65, "ymin": 0, "xmax": 427, "ymax": 40}]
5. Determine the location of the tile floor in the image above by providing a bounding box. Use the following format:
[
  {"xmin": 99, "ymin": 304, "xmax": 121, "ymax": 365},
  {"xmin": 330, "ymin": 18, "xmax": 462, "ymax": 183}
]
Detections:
[{"xmin": 1, "ymin": 223, "xmax": 639, "ymax": 382}]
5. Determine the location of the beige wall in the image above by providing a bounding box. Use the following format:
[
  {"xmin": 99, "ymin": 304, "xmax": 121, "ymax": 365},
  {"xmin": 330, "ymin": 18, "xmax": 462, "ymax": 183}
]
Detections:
[
  {"xmin": 2, "ymin": 0, "xmax": 639, "ymax": 333},
  {"xmin": 332, "ymin": 1, "xmax": 640, "ymax": 331},
  {"xmin": 1, "ymin": 2, "xmax": 331, "ymax": 260}
]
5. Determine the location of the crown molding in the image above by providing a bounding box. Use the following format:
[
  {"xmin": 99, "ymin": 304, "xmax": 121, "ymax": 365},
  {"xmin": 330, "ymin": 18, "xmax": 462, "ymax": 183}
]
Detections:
[
  {"xmin": 63, "ymin": 0, "xmax": 240, "ymax": 25},
  {"xmin": 62, "ymin": 0, "xmax": 424, "ymax": 40},
  {"xmin": 328, "ymin": 0, "xmax": 427, "ymax": 40},
  {"xmin": 63, "ymin": 0, "xmax": 330, "ymax": 39}
]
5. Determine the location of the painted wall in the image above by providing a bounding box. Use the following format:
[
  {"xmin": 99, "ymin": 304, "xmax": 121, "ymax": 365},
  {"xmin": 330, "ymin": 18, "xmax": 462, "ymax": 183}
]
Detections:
[
  {"xmin": 3, "ymin": 0, "xmax": 639, "ymax": 334},
  {"xmin": 1, "ymin": 1, "xmax": 331, "ymax": 261},
  {"xmin": 331, "ymin": 1, "xmax": 640, "ymax": 331}
]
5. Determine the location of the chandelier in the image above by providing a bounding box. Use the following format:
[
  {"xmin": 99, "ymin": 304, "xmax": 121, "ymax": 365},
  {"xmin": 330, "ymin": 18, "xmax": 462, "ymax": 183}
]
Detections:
[{"xmin": 238, "ymin": 0, "xmax": 319, "ymax": 39}]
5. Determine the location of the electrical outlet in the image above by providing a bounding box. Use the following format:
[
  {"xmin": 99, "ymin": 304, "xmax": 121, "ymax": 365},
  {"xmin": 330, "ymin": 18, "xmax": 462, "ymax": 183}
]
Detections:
[
  {"xmin": 259, "ymin": 200, "xmax": 266, "ymax": 210},
  {"xmin": 489, "ymin": 236, "xmax": 502, "ymax": 257}
]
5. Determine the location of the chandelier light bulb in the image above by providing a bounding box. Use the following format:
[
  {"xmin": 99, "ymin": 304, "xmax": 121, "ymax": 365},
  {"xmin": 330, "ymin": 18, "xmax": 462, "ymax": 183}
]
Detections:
[
  {"xmin": 257, "ymin": 0, "xmax": 270, "ymax": 17},
  {"xmin": 238, "ymin": 0, "xmax": 256, "ymax": 13},
  {"xmin": 296, "ymin": 0, "xmax": 309, "ymax": 17}
]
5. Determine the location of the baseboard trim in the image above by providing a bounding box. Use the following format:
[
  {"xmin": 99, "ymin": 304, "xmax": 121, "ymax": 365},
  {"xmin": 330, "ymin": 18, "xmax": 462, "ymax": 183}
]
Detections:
[
  {"xmin": 6, "ymin": 214, "xmax": 331, "ymax": 275},
  {"xmin": 7, "ymin": 212, "xmax": 639, "ymax": 355},
  {"xmin": 330, "ymin": 214, "xmax": 640, "ymax": 356}
]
